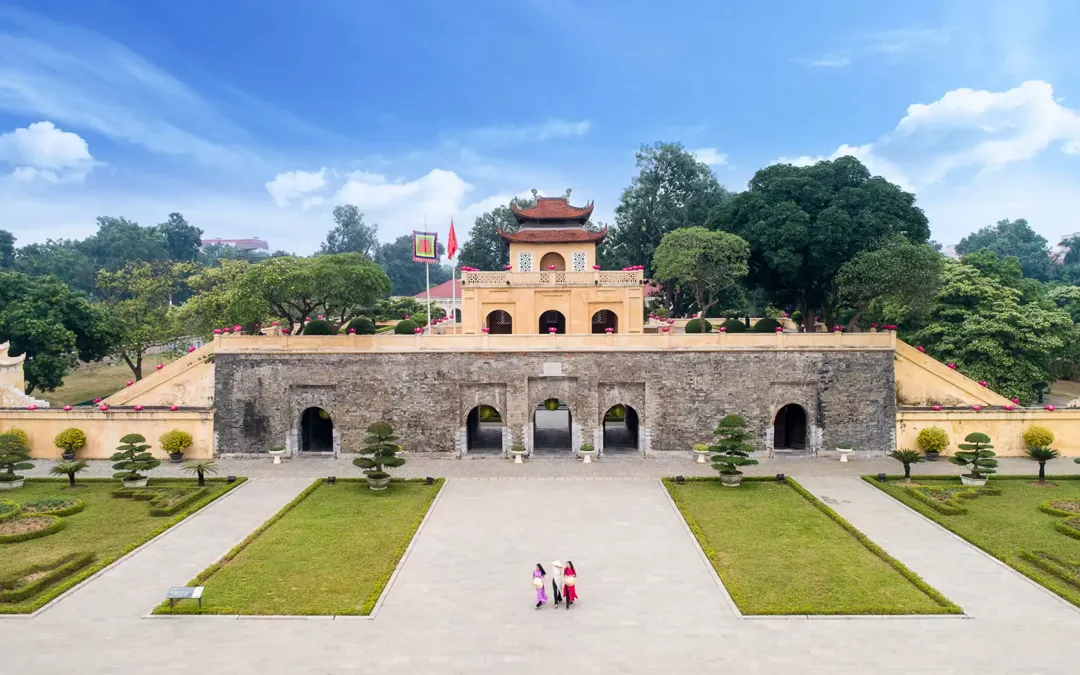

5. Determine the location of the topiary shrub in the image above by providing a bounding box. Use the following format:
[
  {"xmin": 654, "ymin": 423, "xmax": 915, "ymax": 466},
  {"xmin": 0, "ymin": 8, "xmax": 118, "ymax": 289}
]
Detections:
[
  {"xmin": 685, "ymin": 318, "xmax": 712, "ymax": 333},
  {"xmin": 394, "ymin": 319, "xmax": 420, "ymax": 335},
  {"xmin": 950, "ymin": 432, "xmax": 997, "ymax": 481},
  {"xmin": 790, "ymin": 310, "xmax": 802, "ymax": 323},
  {"xmin": 917, "ymin": 427, "xmax": 949, "ymax": 457},
  {"xmin": 1024, "ymin": 426, "xmax": 1055, "ymax": 450},
  {"xmin": 346, "ymin": 316, "xmax": 376, "ymax": 335},
  {"xmin": 159, "ymin": 430, "xmax": 194, "ymax": 461},
  {"xmin": 710, "ymin": 414, "xmax": 758, "ymax": 482},
  {"xmin": 752, "ymin": 317, "xmax": 782, "ymax": 333},
  {"xmin": 719, "ymin": 319, "xmax": 746, "ymax": 333},
  {"xmin": 2, "ymin": 428, "xmax": 29, "ymax": 447},
  {"xmin": 302, "ymin": 319, "xmax": 334, "ymax": 335},
  {"xmin": 54, "ymin": 428, "xmax": 87, "ymax": 460},
  {"xmin": 0, "ymin": 432, "xmax": 33, "ymax": 484},
  {"xmin": 110, "ymin": 433, "xmax": 160, "ymax": 482},
  {"xmin": 353, "ymin": 421, "xmax": 405, "ymax": 490}
]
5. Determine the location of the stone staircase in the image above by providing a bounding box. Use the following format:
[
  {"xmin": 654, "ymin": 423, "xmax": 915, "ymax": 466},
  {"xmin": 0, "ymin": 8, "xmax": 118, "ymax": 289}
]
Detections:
[{"xmin": 0, "ymin": 382, "xmax": 49, "ymax": 408}]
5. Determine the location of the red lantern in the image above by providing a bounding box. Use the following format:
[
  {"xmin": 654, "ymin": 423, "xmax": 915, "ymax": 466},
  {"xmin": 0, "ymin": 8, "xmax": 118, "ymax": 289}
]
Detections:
[
  {"xmin": 932, "ymin": 405, "xmax": 942, "ymax": 411},
  {"xmin": 775, "ymin": 326, "xmax": 783, "ymax": 333},
  {"xmin": 272, "ymin": 321, "xmax": 279, "ymax": 326},
  {"xmin": 972, "ymin": 405, "xmax": 982, "ymax": 411},
  {"xmin": 414, "ymin": 327, "xmax": 423, "ymax": 334},
  {"xmin": 188, "ymin": 346, "xmax": 196, "ymax": 353},
  {"xmin": 213, "ymin": 328, "xmax": 222, "ymax": 335},
  {"xmin": 134, "ymin": 405, "xmax": 143, "ymax": 411},
  {"xmin": 26, "ymin": 404, "xmax": 37, "ymax": 410},
  {"xmin": 1046, "ymin": 405, "xmax": 1056, "ymax": 411},
  {"xmin": 93, "ymin": 397, "xmax": 102, "ymax": 404},
  {"xmin": 947, "ymin": 363, "xmax": 957, "ymax": 369},
  {"xmin": 605, "ymin": 327, "xmax": 613, "ymax": 333},
  {"xmin": 978, "ymin": 380, "xmax": 988, "ymax": 387},
  {"xmin": 282, "ymin": 328, "xmax": 290, "ymax": 335},
  {"xmin": 156, "ymin": 363, "xmax": 164, "ymax": 370},
  {"xmin": 63, "ymin": 405, "xmax": 72, "ymax": 411},
  {"xmin": 126, "ymin": 381, "xmax": 133, "ymax": 387},
  {"xmin": 481, "ymin": 327, "xmax": 490, "ymax": 333},
  {"xmin": 548, "ymin": 327, "xmax": 557, "ymax": 334},
  {"xmin": 1004, "ymin": 404, "xmax": 1015, "ymax": 411},
  {"xmin": 169, "ymin": 405, "xmax": 179, "ymax": 411},
  {"xmin": 348, "ymin": 328, "xmax": 356, "ymax": 334},
  {"xmin": 661, "ymin": 326, "xmax": 670, "ymax": 333},
  {"xmin": 719, "ymin": 326, "xmax": 727, "ymax": 333},
  {"xmin": 592, "ymin": 264, "xmax": 600, "ymax": 270},
  {"xmin": 916, "ymin": 345, "xmax": 926, "ymax": 353},
  {"xmin": 99, "ymin": 404, "xmax": 109, "ymax": 411}
]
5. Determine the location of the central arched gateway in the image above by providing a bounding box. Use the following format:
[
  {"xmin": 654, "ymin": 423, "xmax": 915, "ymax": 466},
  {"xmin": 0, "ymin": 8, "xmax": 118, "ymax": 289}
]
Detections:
[
  {"xmin": 539, "ymin": 310, "xmax": 566, "ymax": 334},
  {"xmin": 591, "ymin": 310, "xmax": 618, "ymax": 334},
  {"xmin": 539, "ymin": 252, "xmax": 566, "ymax": 271},
  {"xmin": 486, "ymin": 310, "xmax": 513, "ymax": 334},
  {"xmin": 773, "ymin": 404, "xmax": 807, "ymax": 450},
  {"xmin": 300, "ymin": 407, "xmax": 334, "ymax": 453},
  {"xmin": 603, "ymin": 404, "xmax": 638, "ymax": 451},
  {"xmin": 533, "ymin": 398, "xmax": 571, "ymax": 454},
  {"xmin": 465, "ymin": 405, "xmax": 503, "ymax": 454}
]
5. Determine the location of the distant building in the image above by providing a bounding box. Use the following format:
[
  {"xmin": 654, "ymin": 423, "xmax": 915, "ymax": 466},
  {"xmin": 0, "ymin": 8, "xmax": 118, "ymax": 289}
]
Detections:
[
  {"xmin": 414, "ymin": 279, "xmax": 464, "ymax": 323},
  {"xmin": 200, "ymin": 238, "xmax": 270, "ymax": 252}
]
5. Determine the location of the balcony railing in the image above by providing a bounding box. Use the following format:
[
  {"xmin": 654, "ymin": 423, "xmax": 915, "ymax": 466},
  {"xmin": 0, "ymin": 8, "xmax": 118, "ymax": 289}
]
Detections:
[{"xmin": 462, "ymin": 269, "xmax": 644, "ymax": 287}]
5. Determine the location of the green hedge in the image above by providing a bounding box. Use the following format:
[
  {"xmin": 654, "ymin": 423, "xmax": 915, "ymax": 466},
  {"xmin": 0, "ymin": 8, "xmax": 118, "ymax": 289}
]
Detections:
[
  {"xmin": 719, "ymin": 319, "xmax": 747, "ymax": 333},
  {"xmin": 752, "ymin": 317, "xmax": 782, "ymax": 333},
  {"xmin": 1019, "ymin": 551, "xmax": 1080, "ymax": 591},
  {"xmin": 302, "ymin": 319, "xmax": 334, "ymax": 335},
  {"xmin": 0, "ymin": 514, "xmax": 66, "ymax": 544},
  {"xmin": 112, "ymin": 486, "xmax": 210, "ymax": 517},
  {"xmin": 19, "ymin": 498, "xmax": 85, "ymax": 517},
  {"xmin": 150, "ymin": 488, "xmax": 211, "ymax": 517},
  {"xmin": 346, "ymin": 316, "xmax": 377, "ymax": 335},
  {"xmin": 394, "ymin": 319, "xmax": 419, "ymax": 335},
  {"xmin": 903, "ymin": 485, "xmax": 1001, "ymax": 516},
  {"xmin": 685, "ymin": 318, "xmax": 712, "ymax": 333},
  {"xmin": 0, "ymin": 552, "xmax": 95, "ymax": 604},
  {"xmin": 0, "ymin": 500, "xmax": 19, "ymax": 523}
]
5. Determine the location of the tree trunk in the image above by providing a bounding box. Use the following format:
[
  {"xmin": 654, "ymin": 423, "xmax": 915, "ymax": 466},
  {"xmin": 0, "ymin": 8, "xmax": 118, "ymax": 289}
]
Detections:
[
  {"xmin": 197, "ymin": 470, "xmax": 205, "ymax": 487},
  {"xmin": 68, "ymin": 473, "xmax": 76, "ymax": 487},
  {"xmin": 904, "ymin": 463, "xmax": 911, "ymax": 480},
  {"xmin": 799, "ymin": 298, "xmax": 815, "ymax": 333},
  {"xmin": 1039, "ymin": 462, "xmax": 1046, "ymax": 483}
]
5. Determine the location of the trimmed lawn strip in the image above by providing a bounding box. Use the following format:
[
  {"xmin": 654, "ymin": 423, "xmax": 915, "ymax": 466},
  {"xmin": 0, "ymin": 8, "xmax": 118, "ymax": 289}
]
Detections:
[
  {"xmin": 865, "ymin": 474, "xmax": 1080, "ymax": 608},
  {"xmin": 154, "ymin": 478, "xmax": 443, "ymax": 616},
  {"xmin": 0, "ymin": 477, "xmax": 246, "ymax": 614},
  {"xmin": 665, "ymin": 477, "xmax": 960, "ymax": 615}
]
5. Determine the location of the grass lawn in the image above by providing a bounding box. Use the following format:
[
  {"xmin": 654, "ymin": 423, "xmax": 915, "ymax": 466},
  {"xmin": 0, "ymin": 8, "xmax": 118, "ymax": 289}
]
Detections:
[
  {"xmin": 665, "ymin": 477, "xmax": 959, "ymax": 615},
  {"xmin": 867, "ymin": 474, "xmax": 1080, "ymax": 607},
  {"xmin": 155, "ymin": 478, "xmax": 443, "ymax": 616},
  {"xmin": 40, "ymin": 354, "xmax": 171, "ymax": 407},
  {"xmin": 0, "ymin": 477, "xmax": 244, "ymax": 614}
]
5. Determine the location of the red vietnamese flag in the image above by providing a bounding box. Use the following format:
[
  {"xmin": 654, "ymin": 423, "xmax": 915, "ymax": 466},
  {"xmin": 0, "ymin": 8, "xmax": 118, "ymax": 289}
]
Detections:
[{"xmin": 447, "ymin": 219, "xmax": 458, "ymax": 260}]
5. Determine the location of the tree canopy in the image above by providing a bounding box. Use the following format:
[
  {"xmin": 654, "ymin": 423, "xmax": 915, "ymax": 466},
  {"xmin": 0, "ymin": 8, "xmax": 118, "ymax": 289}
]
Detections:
[
  {"xmin": 0, "ymin": 230, "xmax": 14, "ymax": 269},
  {"xmin": 320, "ymin": 205, "xmax": 378, "ymax": 257},
  {"xmin": 837, "ymin": 235, "xmax": 944, "ymax": 330},
  {"xmin": 956, "ymin": 218, "xmax": 1052, "ymax": 282},
  {"xmin": 375, "ymin": 235, "xmax": 450, "ymax": 296},
  {"xmin": 652, "ymin": 227, "xmax": 749, "ymax": 318}
]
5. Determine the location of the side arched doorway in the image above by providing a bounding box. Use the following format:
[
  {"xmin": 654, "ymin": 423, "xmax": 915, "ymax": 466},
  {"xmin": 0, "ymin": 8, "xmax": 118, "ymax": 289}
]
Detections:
[
  {"xmin": 773, "ymin": 404, "xmax": 807, "ymax": 451},
  {"xmin": 466, "ymin": 405, "xmax": 503, "ymax": 454},
  {"xmin": 300, "ymin": 407, "xmax": 334, "ymax": 453},
  {"xmin": 592, "ymin": 310, "xmax": 618, "ymax": 334},
  {"xmin": 533, "ymin": 398, "xmax": 571, "ymax": 454},
  {"xmin": 539, "ymin": 252, "xmax": 566, "ymax": 271},
  {"xmin": 454, "ymin": 308, "xmax": 462, "ymax": 323},
  {"xmin": 603, "ymin": 404, "xmax": 638, "ymax": 452},
  {"xmin": 539, "ymin": 310, "xmax": 566, "ymax": 334},
  {"xmin": 486, "ymin": 310, "xmax": 513, "ymax": 334}
]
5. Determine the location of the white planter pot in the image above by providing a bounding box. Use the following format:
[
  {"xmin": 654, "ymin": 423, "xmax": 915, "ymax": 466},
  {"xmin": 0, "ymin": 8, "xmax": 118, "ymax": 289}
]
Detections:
[
  {"xmin": 367, "ymin": 476, "xmax": 391, "ymax": 491},
  {"xmin": 719, "ymin": 474, "xmax": 743, "ymax": 487},
  {"xmin": 268, "ymin": 450, "xmax": 285, "ymax": 465},
  {"xmin": 837, "ymin": 448, "xmax": 853, "ymax": 463},
  {"xmin": 510, "ymin": 451, "xmax": 526, "ymax": 464},
  {"xmin": 0, "ymin": 478, "xmax": 25, "ymax": 491},
  {"xmin": 122, "ymin": 477, "xmax": 148, "ymax": 488},
  {"xmin": 694, "ymin": 452, "xmax": 708, "ymax": 464},
  {"xmin": 960, "ymin": 474, "xmax": 987, "ymax": 487},
  {"xmin": 580, "ymin": 452, "xmax": 594, "ymax": 464}
]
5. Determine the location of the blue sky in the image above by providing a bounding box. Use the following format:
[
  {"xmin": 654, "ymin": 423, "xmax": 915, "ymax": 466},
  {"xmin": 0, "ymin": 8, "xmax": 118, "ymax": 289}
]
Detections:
[{"xmin": 2, "ymin": 0, "xmax": 1080, "ymax": 254}]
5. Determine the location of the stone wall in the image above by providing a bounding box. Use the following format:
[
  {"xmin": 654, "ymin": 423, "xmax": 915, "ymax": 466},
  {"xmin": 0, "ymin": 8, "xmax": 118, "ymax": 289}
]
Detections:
[{"xmin": 214, "ymin": 349, "xmax": 895, "ymax": 457}]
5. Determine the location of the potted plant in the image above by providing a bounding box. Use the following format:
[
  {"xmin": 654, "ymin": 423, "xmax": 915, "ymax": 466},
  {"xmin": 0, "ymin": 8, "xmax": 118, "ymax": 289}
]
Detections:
[
  {"xmin": 509, "ymin": 442, "xmax": 527, "ymax": 464},
  {"xmin": 950, "ymin": 432, "xmax": 996, "ymax": 486},
  {"xmin": 181, "ymin": 459, "xmax": 219, "ymax": 487},
  {"xmin": 268, "ymin": 446, "xmax": 286, "ymax": 464},
  {"xmin": 692, "ymin": 443, "xmax": 709, "ymax": 464},
  {"xmin": 1023, "ymin": 426, "xmax": 1058, "ymax": 484},
  {"xmin": 54, "ymin": 427, "xmax": 87, "ymax": 461},
  {"xmin": 710, "ymin": 414, "xmax": 758, "ymax": 487},
  {"xmin": 50, "ymin": 460, "xmax": 89, "ymax": 489},
  {"xmin": 0, "ymin": 432, "xmax": 33, "ymax": 490},
  {"xmin": 888, "ymin": 448, "xmax": 924, "ymax": 483},
  {"xmin": 353, "ymin": 421, "xmax": 405, "ymax": 490},
  {"xmin": 109, "ymin": 433, "xmax": 160, "ymax": 488},
  {"xmin": 578, "ymin": 443, "xmax": 596, "ymax": 464},
  {"xmin": 917, "ymin": 426, "xmax": 949, "ymax": 462},
  {"xmin": 836, "ymin": 443, "xmax": 853, "ymax": 462},
  {"xmin": 159, "ymin": 429, "xmax": 194, "ymax": 464}
]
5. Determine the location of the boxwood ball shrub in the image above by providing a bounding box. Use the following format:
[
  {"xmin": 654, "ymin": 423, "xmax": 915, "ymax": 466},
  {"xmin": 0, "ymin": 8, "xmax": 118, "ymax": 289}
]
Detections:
[
  {"xmin": 54, "ymin": 428, "xmax": 87, "ymax": 456},
  {"xmin": 346, "ymin": 316, "xmax": 377, "ymax": 335},
  {"xmin": 394, "ymin": 319, "xmax": 419, "ymax": 335},
  {"xmin": 2, "ymin": 428, "xmax": 29, "ymax": 446},
  {"xmin": 917, "ymin": 427, "xmax": 950, "ymax": 454},
  {"xmin": 302, "ymin": 319, "xmax": 334, "ymax": 335},
  {"xmin": 719, "ymin": 319, "xmax": 747, "ymax": 333},
  {"xmin": 159, "ymin": 429, "xmax": 194, "ymax": 456},
  {"xmin": 685, "ymin": 318, "xmax": 712, "ymax": 333},
  {"xmin": 1023, "ymin": 426, "xmax": 1054, "ymax": 450},
  {"xmin": 752, "ymin": 317, "xmax": 782, "ymax": 333}
]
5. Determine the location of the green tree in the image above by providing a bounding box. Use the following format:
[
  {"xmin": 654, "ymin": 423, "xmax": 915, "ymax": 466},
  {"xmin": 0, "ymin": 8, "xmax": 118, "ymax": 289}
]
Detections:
[
  {"xmin": 0, "ymin": 271, "xmax": 114, "ymax": 393},
  {"xmin": 81, "ymin": 216, "xmax": 170, "ymax": 271},
  {"xmin": 0, "ymin": 432, "xmax": 33, "ymax": 483},
  {"xmin": 157, "ymin": 212, "xmax": 203, "ymax": 262},
  {"xmin": 605, "ymin": 142, "xmax": 730, "ymax": 275},
  {"xmin": 911, "ymin": 262, "xmax": 1074, "ymax": 403},
  {"xmin": 109, "ymin": 433, "xmax": 160, "ymax": 481},
  {"xmin": 177, "ymin": 260, "xmax": 264, "ymax": 337},
  {"xmin": 375, "ymin": 235, "xmax": 450, "ymax": 297},
  {"xmin": 181, "ymin": 459, "xmax": 218, "ymax": 487},
  {"xmin": 0, "ymin": 229, "xmax": 14, "ymax": 268},
  {"xmin": 950, "ymin": 432, "xmax": 997, "ymax": 480},
  {"xmin": 50, "ymin": 460, "xmax": 89, "ymax": 488},
  {"xmin": 14, "ymin": 239, "xmax": 98, "ymax": 295},
  {"xmin": 96, "ymin": 262, "xmax": 187, "ymax": 380},
  {"xmin": 352, "ymin": 421, "xmax": 406, "ymax": 485},
  {"xmin": 198, "ymin": 242, "xmax": 270, "ymax": 266},
  {"xmin": 457, "ymin": 205, "xmax": 517, "ymax": 271},
  {"xmin": 709, "ymin": 414, "xmax": 758, "ymax": 479},
  {"xmin": 710, "ymin": 156, "xmax": 930, "ymax": 330},
  {"xmin": 320, "ymin": 205, "xmax": 378, "ymax": 257},
  {"xmin": 956, "ymin": 218, "xmax": 1052, "ymax": 281},
  {"xmin": 888, "ymin": 449, "xmax": 924, "ymax": 481},
  {"xmin": 652, "ymin": 227, "xmax": 749, "ymax": 318},
  {"xmin": 837, "ymin": 235, "xmax": 944, "ymax": 330}
]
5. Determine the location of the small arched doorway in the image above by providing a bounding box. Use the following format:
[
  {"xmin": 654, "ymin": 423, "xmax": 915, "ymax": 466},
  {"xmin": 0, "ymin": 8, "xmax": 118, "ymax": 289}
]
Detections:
[
  {"xmin": 466, "ymin": 405, "xmax": 503, "ymax": 454},
  {"xmin": 773, "ymin": 404, "xmax": 807, "ymax": 450},
  {"xmin": 454, "ymin": 308, "xmax": 462, "ymax": 323},
  {"xmin": 533, "ymin": 398, "xmax": 571, "ymax": 454},
  {"xmin": 539, "ymin": 252, "xmax": 566, "ymax": 271},
  {"xmin": 539, "ymin": 310, "xmax": 566, "ymax": 334},
  {"xmin": 486, "ymin": 310, "xmax": 513, "ymax": 334},
  {"xmin": 603, "ymin": 404, "xmax": 638, "ymax": 452},
  {"xmin": 592, "ymin": 310, "xmax": 618, "ymax": 334},
  {"xmin": 300, "ymin": 407, "xmax": 334, "ymax": 453}
]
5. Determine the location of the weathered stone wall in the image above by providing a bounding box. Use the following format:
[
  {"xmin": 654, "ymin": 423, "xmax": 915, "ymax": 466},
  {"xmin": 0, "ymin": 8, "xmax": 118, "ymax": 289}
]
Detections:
[{"xmin": 214, "ymin": 349, "xmax": 894, "ymax": 457}]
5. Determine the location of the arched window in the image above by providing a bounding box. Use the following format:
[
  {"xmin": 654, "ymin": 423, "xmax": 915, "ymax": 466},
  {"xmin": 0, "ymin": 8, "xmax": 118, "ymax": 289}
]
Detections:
[
  {"xmin": 539, "ymin": 252, "xmax": 566, "ymax": 271},
  {"xmin": 486, "ymin": 310, "xmax": 513, "ymax": 334},
  {"xmin": 591, "ymin": 309, "xmax": 619, "ymax": 334},
  {"xmin": 539, "ymin": 310, "xmax": 566, "ymax": 334},
  {"xmin": 454, "ymin": 308, "xmax": 462, "ymax": 323}
]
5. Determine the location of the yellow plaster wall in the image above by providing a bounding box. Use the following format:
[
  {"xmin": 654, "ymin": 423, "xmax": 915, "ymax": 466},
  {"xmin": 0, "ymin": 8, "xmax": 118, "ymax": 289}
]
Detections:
[
  {"xmin": 462, "ymin": 284, "xmax": 644, "ymax": 334},
  {"xmin": 894, "ymin": 340, "xmax": 1012, "ymax": 407},
  {"xmin": 897, "ymin": 408, "xmax": 1080, "ymax": 458},
  {"xmin": 509, "ymin": 241, "xmax": 596, "ymax": 271},
  {"xmin": 104, "ymin": 342, "xmax": 216, "ymax": 407},
  {"xmin": 0, "ymin": 408, "xmax": 215, "ymax": 460}
]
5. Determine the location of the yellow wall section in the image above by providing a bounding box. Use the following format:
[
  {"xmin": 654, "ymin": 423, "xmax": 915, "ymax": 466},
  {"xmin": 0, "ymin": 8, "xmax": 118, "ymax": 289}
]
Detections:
[
  {"xmin": 509, "ymin": 241, "xmax": 596, "ymax": 271},
  {"xmin": 897, "ymin": 408, "xmax": 1080, "ymax": 457},
  {"xmin": 894, "ymin": 340, "xmax": 1012, "ymax": 407},
  {"xmin": 104, "ymin": 342, "xmax": 216, "ymax": 407}
]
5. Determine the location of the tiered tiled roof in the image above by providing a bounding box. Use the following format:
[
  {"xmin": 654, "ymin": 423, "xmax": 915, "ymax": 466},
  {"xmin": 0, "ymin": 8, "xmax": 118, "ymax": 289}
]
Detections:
[
  {"xmin": 510, "ymin": 190, "xmax": 594, "ymax": 224},
  {"xmin": 496, "ymin": 226, "xmax": 607, "ymax": 244}
]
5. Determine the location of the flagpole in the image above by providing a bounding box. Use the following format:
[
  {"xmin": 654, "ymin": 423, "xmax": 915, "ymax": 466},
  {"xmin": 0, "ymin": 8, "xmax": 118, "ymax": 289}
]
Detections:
[
  {"xmin": 451, "ymin": 217, "xmax": 457, "ymax": 335},
  {"xmin": 424, "ymin": 216, "xmax": 432, "ymax": 335}
]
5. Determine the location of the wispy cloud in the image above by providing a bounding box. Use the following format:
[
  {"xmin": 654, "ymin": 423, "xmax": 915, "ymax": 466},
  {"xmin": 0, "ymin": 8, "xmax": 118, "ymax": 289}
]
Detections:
[
  {"xmin": 796, "ymin": 26, "xmax": 950, "ymax": 68},
  {"xmin": 457, "ymin": 119, "xmax": 591, "ymax": 147},
  {"xmin": 691, "ymin": 147, "xmax": 728, "ymax": 166}
]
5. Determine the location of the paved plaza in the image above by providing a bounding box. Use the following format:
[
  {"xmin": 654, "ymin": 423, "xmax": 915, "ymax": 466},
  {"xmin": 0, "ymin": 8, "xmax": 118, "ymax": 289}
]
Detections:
[{"xmin": 5, "ymin": 456, "xmax": 1080, "ymax": 674}]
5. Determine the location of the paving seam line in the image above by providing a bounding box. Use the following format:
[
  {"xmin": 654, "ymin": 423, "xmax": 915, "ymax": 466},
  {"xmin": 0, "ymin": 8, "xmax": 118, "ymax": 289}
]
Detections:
[
  {"xmin": 849, "ymin": 476, "xmax": 1080, "ymax": 617},
  {"xmin": 0, "ymin": 478, "xmax": 252, "ymax": 621}
]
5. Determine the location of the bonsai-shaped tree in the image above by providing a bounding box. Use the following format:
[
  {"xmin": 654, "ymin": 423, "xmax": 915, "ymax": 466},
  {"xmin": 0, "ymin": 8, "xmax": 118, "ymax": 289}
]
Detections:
[
  {"xmin": 709, "ymin": 414, "xmax": 758, "ymax": 478},
  {"xmin": 159, "ymin": 429, "xmax": 194, "ymax": 460},
  {"xmin": 50, "ymin": 460, "xmax": 89, "ymax": 488},
  {"xmin": 0, "ymin": 432, "xmax": 33, "ymax": 484},
  {"xmin": 949, "ymin": 432, "xmax": 997, "ymax": 480},
  {"xmin": 353, "ymin": 421, "xmax": 405, "ymax": 483},
  {"xmin": 110, "ymin": 433, "xmax": 160, "ymax": 482},
  {"xmin": 54, "ymin": 427, "xmax": 87, "ymax": 460},
  {"xmin": 181, "ymin": 459, "xmax": 219, "ymax": 487},
  {"xmin": 1023, "ymin": 426, "xmax": 1058, "ymax": 484},
  {"xmin": 889, "ymin": 448, "xmax": 924, "ymax": 482}
]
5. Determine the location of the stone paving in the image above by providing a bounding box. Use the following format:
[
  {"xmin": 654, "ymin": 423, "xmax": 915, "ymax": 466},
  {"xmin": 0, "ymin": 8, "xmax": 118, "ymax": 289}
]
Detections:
[{"xmin": 5, "ymin": 456, "xmax": 1080, "ymax": 674}]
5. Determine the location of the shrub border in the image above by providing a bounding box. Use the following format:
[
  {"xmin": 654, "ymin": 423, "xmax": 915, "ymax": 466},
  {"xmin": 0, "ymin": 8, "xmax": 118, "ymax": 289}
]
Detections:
[
  {"xmin": 863, "ymin": 474, "xmax": 1080, "ymax": 609},
  {"xmin": 0, "ymin": 476, "xmax": 247, "ymax": 615},
  {"xmin": 663, "ymin": 476, "xmax": 961, "ymax": 615},
  {"xmin": 0, "ymin": 499, "xmax": 20, "ymax": 523},
  {"xmin": 152, "ymin": 477, "xmax": 444, "ymax": 616},
  {"xmin": 0, "ymin": 514, "xmax": 66, "ymax": 544},
  {"xmin": 19, "ymin": 498, "xmax": 86, "ymax": 517},
  {"xmin": 0, "ymin": 552, "xmax": 95, "ymax": 603},
  {"xmin": 1019, "ymin": 551, "xmax": 1080, "ymax": 593}
]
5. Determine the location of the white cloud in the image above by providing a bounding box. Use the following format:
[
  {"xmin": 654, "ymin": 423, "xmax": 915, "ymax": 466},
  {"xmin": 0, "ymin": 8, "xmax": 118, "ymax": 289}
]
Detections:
[
  {"xmin": 799, "ymin": 55, "xmax": 852, "ymax": 68},
  {"xmin": 773, "ymin": 144, "xmax": 911, "ymax": 190},
  {"xmin": 0, "ymin": 120, "xmax": 93, "ymax": 182},
  {"xmin": 463, "ymin": 119, "xmax": 591, "ymax": 146},
  {"xmin": 336, "ymin": 168, "xmax": 472, "ymax": 233},
  {"xmin": 796, "ymin": 26, "xmax": 949, "ymax": 68},
  {"xmin": 265, "ymin": 168, "xmax": 328, "ymax": 207},
  {"xmin": 691, "ymin": 148, "xmax": 728, "ymax": 166}
]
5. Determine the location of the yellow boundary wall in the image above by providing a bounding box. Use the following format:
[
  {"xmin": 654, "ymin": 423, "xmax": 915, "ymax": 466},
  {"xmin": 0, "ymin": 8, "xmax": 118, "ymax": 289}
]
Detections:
[{"xmin": 897, "ymin": 408, "xmax": 1080, "ymax": 458}]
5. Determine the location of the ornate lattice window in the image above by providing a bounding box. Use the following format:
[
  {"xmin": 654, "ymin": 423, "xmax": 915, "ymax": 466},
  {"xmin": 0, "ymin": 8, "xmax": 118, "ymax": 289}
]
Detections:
[
  {"xmin": 572, "ymin": 251, "xmax": 588, "ymax": 272},
  {"xmin": 517, "ymin": 252, "xmax": 533, "ymax": 272}
]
